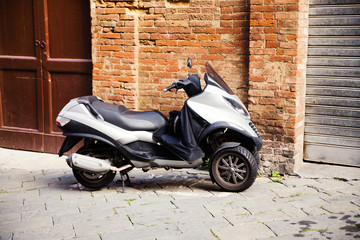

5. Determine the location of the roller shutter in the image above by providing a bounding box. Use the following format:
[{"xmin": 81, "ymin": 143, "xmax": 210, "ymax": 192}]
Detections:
[{"xmin": 304, "ymin": 0, "xmax": 360, "ymax": 166}]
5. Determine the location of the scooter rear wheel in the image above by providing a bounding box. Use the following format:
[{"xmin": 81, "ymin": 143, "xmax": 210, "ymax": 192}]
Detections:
[
  {"xmin": 209, "ymin": 145, "xmax": 257, "ymax": 192},
  {"xmin": 72, "ymin": 146, "xmax": 116, "ymax": 190},
  {"xmin": 73, "ymin": 169, "xmax": 116, "ymax": 190}
]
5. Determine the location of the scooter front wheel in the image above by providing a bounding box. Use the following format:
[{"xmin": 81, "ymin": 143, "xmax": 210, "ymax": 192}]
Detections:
[{"xmin": 209, "ymin": 146, "xmax": 257, "ymax": 192}]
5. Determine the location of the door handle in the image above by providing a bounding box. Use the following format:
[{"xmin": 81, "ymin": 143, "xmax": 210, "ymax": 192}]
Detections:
[{"xmin": 40, "ymin": 41, "xmax": 46, "ymax": 49}]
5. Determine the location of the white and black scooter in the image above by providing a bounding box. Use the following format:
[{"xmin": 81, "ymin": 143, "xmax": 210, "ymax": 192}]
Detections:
[{"xmin": 56, "ymin": 58, "xmax": 262, "ymax": 192}]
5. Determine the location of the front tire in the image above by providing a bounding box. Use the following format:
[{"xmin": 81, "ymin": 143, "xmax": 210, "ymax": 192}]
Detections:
[{"xmin": 209, "ymin": 146, "xmax": 257, "ymax": 192}]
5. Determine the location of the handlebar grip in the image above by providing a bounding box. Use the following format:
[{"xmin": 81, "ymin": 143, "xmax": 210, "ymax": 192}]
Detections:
[
  {"xmin": 163, "ymin": 82, "xmax": 177, "ymax": 92},
  {"xmin": 163, "ymin": 78, "xmax": 188, "ymax": 92}
]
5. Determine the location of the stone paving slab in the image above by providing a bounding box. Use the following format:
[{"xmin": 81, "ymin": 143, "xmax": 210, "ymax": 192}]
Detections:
[{"xmin": 0, "ymin": 148, "xmax": 359, "ymax": 239}]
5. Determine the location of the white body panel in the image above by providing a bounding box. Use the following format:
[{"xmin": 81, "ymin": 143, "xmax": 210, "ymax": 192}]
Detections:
[
  {"xmin": 57, "ymin": 100, "xmax": 155, "ymax": 145},
  {"xmin": 187, "ymin": 77, "xmax": 258, "ymax": 139}
]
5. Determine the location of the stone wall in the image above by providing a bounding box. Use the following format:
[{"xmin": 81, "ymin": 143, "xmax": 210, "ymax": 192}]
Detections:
[{"xmin": 248, "ymin": 0, "xmax": 309, "ymax": 173}]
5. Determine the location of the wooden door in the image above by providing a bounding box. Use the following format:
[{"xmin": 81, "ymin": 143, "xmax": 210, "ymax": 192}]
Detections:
[{"xmin": 0, "ymin": 0, "xmax": 92, "ymax": 153}]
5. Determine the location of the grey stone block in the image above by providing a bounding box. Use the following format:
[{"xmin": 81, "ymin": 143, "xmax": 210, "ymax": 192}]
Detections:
[{"xmin": 212, "ymin": 222, "xmax": 276, "ymax": 240}]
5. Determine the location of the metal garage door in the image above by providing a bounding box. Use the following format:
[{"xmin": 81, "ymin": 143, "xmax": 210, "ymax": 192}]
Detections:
[{"xmin": 304, "ymin": 0, "xmax": 360, "ymax": 166}]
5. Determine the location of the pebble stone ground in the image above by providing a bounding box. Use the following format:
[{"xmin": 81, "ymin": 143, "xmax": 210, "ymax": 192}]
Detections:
[{"xmin": 0, "ymin": 148, "xmax": 359, "ymax": 240}]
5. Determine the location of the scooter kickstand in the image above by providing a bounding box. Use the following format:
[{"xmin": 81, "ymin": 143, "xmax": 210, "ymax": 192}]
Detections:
[{"xmin": 120, "ymin": 172, "xmax": 130, "ymax": 193}]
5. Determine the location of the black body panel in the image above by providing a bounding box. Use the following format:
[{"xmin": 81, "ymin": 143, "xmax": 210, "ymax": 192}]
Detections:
[
  {"xmin": 153, "ymin": 103, "xmax": 208, "ymax": 163},
  {"xmin": 198, "ymin": 121, "xmax": 263, "ymax": 151}
]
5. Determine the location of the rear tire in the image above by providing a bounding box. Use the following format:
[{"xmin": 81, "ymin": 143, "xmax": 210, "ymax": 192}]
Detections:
[
  {"xmin": 72, "ymin": 169, "xmax": 116, "ymax": 190},
  {"xmin": 209, "ymin": 145, "xmax": 257, "ymax": 192},
  {"xmin": 72, "ymin": 146, "xmax": 116, "ymax": 190}
]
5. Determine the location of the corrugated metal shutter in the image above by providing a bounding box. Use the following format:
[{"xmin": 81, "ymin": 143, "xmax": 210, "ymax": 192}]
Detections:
[{"xmin": 304, "ymin": 0, "xmax": 360, "ymax": 166}]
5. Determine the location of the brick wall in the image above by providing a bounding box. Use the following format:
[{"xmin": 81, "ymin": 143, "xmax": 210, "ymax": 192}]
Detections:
[
  {"xmin": 91, "ymin": 0, "xmax": 251, "ymax": 111},
  {"xmin": 91, "ymin": 0, "xmax": 309, "ymax": 174},
  {"xmin": 248, "ymin": 0, "xmax": 309, "ymax": 173}
]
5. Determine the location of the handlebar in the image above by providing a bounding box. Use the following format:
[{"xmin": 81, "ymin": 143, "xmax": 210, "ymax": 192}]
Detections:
[{"xmin": 162, "ymin": 78, "xmax": 188, "ymax": 92}]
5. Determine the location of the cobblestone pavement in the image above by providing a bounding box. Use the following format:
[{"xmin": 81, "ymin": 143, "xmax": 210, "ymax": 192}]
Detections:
[{"xmin": 0, "ymin": 148, "xmax": 359, "ymax": 240}]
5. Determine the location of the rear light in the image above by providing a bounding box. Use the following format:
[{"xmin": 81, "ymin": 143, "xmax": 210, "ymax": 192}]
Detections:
[{"xmin": 56, "ymin": 116, "xmax": 70, "ymax": 127}]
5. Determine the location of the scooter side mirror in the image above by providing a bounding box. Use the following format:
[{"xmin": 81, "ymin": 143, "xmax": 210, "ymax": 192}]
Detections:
[{"xmin": 187, "ymin": 58, "xmax": 192, "ymax": 71}]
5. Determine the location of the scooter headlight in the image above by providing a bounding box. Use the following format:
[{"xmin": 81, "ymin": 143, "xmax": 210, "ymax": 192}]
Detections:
[{"xmin": 223, "ymin": 97, "xmax": 249, "ymax": 117}]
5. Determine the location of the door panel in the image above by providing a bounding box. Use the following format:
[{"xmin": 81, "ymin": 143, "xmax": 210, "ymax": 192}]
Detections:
[
  {"xmin": 47, "ymin": 0, "xmax": 91, "ymax": 59},
  {"xmin": 0, "ymin": 70, "xmax": 38, "ymax": 129},
  {"xmin": 0, "ymin": 0, "xmax": 36, "ymax": 57}
]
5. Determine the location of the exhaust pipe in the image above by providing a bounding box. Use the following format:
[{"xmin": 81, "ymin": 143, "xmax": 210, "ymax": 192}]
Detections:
[{"xmin": 67, "ymin": 153, "xmax": 132, "ymax": 173}]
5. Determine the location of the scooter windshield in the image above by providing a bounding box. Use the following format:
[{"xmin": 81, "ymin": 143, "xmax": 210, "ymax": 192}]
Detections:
[{"xmin": 205, "ymin": 62, "xmax": 234, "ymax": 95}]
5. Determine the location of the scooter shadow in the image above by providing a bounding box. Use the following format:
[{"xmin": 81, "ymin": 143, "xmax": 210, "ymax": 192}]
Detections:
[
  {"xmin": 114, "ymin": 169, "xmax": 221, "ymax": 192},
  {"xmin": 50, "ymin": 169, "xmax": 222, "ymax": 192}
]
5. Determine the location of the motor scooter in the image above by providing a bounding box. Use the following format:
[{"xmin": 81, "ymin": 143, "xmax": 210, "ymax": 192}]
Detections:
[{"xmin": 56, "ymin": 58, "xmax": 262, "ymax": 192}]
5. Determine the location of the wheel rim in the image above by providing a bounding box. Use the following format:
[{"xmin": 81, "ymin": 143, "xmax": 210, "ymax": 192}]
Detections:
[
  {"xmin": 216, "ymin": 153, "xmax": 249, "ymax": 186},
  {"xmin": 82, "ymin": 171, "xmax": 106, "ymax": 181},
  {"xmin": 74, "ymin": 169, "xmax": 110, "ymax": 183}
]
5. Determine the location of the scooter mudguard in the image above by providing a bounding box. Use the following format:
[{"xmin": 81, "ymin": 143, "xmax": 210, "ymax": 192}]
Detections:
[
  {"xmin": 199, "ymin": 121, "xmax": 263, "ymax": 151},
  {"xmin": 58, "ymin": 136, "xmax": 82, "ymax": 157}
]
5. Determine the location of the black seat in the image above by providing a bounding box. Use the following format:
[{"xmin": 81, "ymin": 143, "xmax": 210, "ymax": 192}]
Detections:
[{"xmin": 78, "ymin": 96, "xmax": 167, "ymax": 131}]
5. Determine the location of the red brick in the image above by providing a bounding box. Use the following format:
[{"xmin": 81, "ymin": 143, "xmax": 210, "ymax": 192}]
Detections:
[
  {"xmin": 99, "ymin": 33, "xmax": 120, "ymax": 39},
  {"xmin": 251, "ymin": 34, "xmax": 265, "ymax": 41},
  {"xmin": 265, "ymin": 41, "xmax": 279, "ymax": 48},
  {"xmin": 264, "ymin": 12, "xmax": 274, "ymax": 19},
  {"xmin": 251, "ymin": 5, "xmax": 277, "ymax": 12},
  {"xmin": 201, "ymin": 41, "xmax": 223, "ymax": 47},
  {"xmin": 114, "ymin": 52, "xmax": 134, "ymax": 58},
  {"xmin": 197, "ymin": 35, "xmax": 221, "ymax": 41},
  {"xmin": 157, "ymin": 60, "xmax": 178, "ymax": 66},
  {"xmin": 248, "ymin": 89, "xmax": 275, "ymax": 97},
  {"xmin": 189, "ymin": 21, "xmax": 213, "ymax": 27},
  {"xmin": 178, "ymin": 41, "xmax": 201, "ymax": 47},
  {"xmin": 266, "ymin": 34, "xmax": 277, "ymax": 41},
  {"xmin": 156, "ymin": 40, "xmax": 178, "ymax": 46},
  {"xmin": 251, "ymin": 12, "xmax": 263, "ymax": 19},
  {"xmin": 114, "ymin": 27, "xmax": 135, "ymax": 33},
  {"xmin": 168, "ymin": 27, "xmax": 192, "ymax": 34},
  {"xmin": 270, "ymin": 56, "xmax": 293, "ymax": 62},
  {"xmin": 264, "ymin": 27, "xmax": 279, "ymax": 34},
  {"xmin": 192, "ymin": 27, "xmax": 216, "ymax": 34},
  {"xmin": 220, "ymin": 21, "xmax": 233, "ymax": 27},
  {"xmin": 104, "ymin": 8, "xmax": 126, "ymax": 14},
  {"xmin": 98, "ymin": 14, "xmax": 119, "ymax": 20},
  {"xmin": 276, "ymin": 91, "xmax": 297, "ymax": 99}
]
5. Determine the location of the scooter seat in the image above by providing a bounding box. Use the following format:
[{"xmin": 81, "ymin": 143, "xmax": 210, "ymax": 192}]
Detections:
[{"xmin": 81, "ymin": 96, "xmax": 167, "ymax": 131}]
